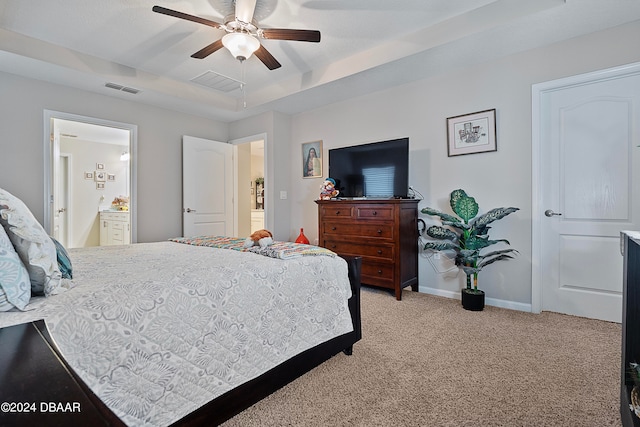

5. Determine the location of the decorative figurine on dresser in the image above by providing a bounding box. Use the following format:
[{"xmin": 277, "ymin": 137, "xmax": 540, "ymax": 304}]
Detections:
[{"xmin": 316, "ymin": 197, "xmax": 418, "ymax": 300}]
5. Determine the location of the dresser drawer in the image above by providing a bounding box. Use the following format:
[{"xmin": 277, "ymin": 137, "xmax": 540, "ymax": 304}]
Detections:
[
  {"xmin": 320, "ymin": 205, "xmax": 354, "ymax": 219},
  {"xmin": 361, "ymin": 261, "xmax": 395, "ymax": 288},
  {"xmin": 100, "ymin": 212, "xmax": 129, "ymax": 222},
  {"xmin": 355, "ymin": 205, "xmax": 393, "ymax": 220},
  {"xmin": 321, "ymin": 222, "xmax": 394, "ymax": 239},
  {"xmin": 323, "ymin": 240, "xmax": 394, "ymax": 260}
]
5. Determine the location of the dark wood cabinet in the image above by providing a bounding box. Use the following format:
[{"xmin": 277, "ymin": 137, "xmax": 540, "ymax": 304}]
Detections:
[
  {"xmin": 621, "ymin": 231, "xmax": 640, "ymax": 426},
  {"xmin": 316, "ymin": 199, "xmax": 419, "ymax": 300}
]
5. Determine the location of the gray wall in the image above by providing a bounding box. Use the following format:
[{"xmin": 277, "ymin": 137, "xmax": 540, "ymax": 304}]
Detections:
[
  {"xmin": 288, "ymin": 20, "xmax": 640, "ymax": 309},
  {"xmin": 0, "ymin": 73, "xmax": 228, "ymax": 242}
]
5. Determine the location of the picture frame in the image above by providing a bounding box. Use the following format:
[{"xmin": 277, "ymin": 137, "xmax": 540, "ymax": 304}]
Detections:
[
  {"xmin": 447, "ymin": 109, "xmax": 497, "ymax": 157},
  {"xmin": 96, "ymin": 182, "xmax": 105, "ymax": 190},
  {"xmin": 302, "ymin": 140, "xmax": 323, "ymax": 179},
  {"xmin": 94, "ymin": 171, "xmax": 106, "ymax": 182},
  {"xmin": 107, "ymin": 174, "xmax": 116, "ymax": 182},
  {"xmin": 96, "ymin": 163, "xmax": 105, "ymax": 170},
  {"xmin": 84, "ymin": 171, "xmax": 94, "ymax": 180}
]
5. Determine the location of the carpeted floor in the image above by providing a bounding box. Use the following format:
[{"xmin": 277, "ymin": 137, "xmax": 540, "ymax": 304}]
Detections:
[{"xmin": 222, "ymin": 288, "xmax": 622, "ymax": 426}]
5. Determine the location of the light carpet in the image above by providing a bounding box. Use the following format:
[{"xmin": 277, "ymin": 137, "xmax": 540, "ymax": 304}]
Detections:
[{"xmin": 222, "ymin": 288, "xmax": 621, "ymax": 427}]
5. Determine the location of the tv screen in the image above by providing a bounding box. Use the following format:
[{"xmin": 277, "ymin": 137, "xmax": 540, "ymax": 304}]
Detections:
[{"xmin": 328, "ymin": 138, "xmax": 409, "ymax": 199}]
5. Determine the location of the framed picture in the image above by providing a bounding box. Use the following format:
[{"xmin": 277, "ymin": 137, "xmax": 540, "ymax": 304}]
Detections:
[
  {"xmin": 96, "ymin": 182, "xmax": 105, "ymax": 190},
  {"xmin": 96, "ymin": 163, "xmax": 105, "ymax": 170},
  {"xmin": 94, "ymin": 171, "xmax": 106, "ymax": 182},
  {"xmin": 107, "ymin": 174, "xmax": 116, "ymax": 182},
  {"xmin": 84, "ymin": 171, "xmax": 93, "ymax": 180},
  {"xmin": 447, "ymin": 109, "xmax": 497, "ymax": 157},
  {"xmin": 302, "ymin": 140, "xmax": 323, "ymax": 178}
]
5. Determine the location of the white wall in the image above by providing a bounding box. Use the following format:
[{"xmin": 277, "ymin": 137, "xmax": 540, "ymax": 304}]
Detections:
[
  {"xmin": 60, "ymin": 137, "xmax": 128, "ymax": 247},
  {"xmin": 0, "ymin": 72, "xmax": 229, "ymax": 243},
  {"xmin": 289, "ymin": 20, "xmax": 640, "ymax": 308}
]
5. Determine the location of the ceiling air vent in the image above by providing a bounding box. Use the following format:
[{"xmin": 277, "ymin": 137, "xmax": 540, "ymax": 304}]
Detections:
[
  {"xmin": 105, "ymin": 82, "xmax": 141, "ymax": 94},
  {"xmin": 191, "ymin": 71, "xmax": 243, "ymax": 93}
]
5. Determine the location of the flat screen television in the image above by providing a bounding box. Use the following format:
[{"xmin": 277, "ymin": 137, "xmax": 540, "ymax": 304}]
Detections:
[{"xmin": 328, "ymin": 138, "xmax": 409, "ymax": 199}]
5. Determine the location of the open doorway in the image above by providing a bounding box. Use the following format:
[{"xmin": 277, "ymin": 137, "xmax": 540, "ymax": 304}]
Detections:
[
  {"xmin": 231, "ymin": 134, "xmax": 266, "ymax": 238},
  {"xmin": 44, "ymin": 110, "xmax": 137, "ymax": 248}
]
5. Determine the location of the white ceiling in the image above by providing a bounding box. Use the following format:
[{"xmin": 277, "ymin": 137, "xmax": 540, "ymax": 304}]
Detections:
[{"xmin": 1, "ymin": 0, "xmax": 640, "ymax": 124}]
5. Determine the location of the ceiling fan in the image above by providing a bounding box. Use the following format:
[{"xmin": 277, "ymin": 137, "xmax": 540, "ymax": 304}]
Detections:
[{"xmin": 152, "ymin": 0, "xmax": 321, "ymax": 70}]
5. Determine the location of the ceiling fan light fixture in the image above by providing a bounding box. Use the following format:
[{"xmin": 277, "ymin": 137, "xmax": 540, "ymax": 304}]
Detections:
[{"xmin": 222, "ymin": 32, "xmax": 260, "ymax": 61}]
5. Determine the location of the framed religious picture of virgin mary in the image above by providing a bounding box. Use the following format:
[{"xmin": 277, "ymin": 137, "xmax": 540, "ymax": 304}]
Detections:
[{"xmin": 302, "ymin": 140, "xmax": 323, "ymax": 178}]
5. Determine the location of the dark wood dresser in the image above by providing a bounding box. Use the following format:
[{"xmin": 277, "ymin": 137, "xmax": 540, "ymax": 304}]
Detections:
[
  {"xmin": 0, "ymin": 320, "xmax": 124, "ymax": 427},
  {"xmin": 316, "ymin": 199, "xmax": 419, "ymax": 300}
]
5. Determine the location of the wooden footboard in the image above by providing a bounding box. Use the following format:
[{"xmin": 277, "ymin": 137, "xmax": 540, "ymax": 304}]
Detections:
[{"xmin": 174, "ymin": 255, "xmax": 362, "ymax": 427}]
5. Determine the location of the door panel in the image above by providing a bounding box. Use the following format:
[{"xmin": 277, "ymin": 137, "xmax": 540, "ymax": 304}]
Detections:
[
  {"xmin": 182, "ymin": 136, "xmax": 234, "ymax": 237},
  {"xmin": 540, "ymin": 70, "xmax": 640, "ymax": 322}
]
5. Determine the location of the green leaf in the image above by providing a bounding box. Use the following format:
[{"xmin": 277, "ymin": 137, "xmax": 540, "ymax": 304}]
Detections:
[
  {"xmin": 426, "ymin": 225, "xmax": 459, "ymax": 241},
  {"xmin": 471, "ymin": 207, "xmax": 519, "ymax": 228},
  {"xmin": 442, "ymin": 220, "xmax": 470, "ymax": 230},
  {"xmin": 477, "ymin": 254, "xmax": 516, "ymax": 269},
  {"xmin": 453, "ymin": 194, "xmax": 479, "ymax": 223},
  {"xmin": 449, "ymin": 189, "xmax": 468, "ymax": 213},
  {"xmin": 423, "ymin": 242, "xmax": 460, "ymax": 251},
  {"xmin": 420, "ymin": 207, "xmax": 462, "ymax": 224}
]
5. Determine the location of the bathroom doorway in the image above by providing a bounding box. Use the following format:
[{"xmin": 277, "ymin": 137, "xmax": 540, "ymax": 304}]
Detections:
[{"xmin": 44, "ymin": 110, "xmax": 137, "ymax": 248}]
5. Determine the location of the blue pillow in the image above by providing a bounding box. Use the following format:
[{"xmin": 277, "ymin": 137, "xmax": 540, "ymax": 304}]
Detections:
[{"xmin": 50, "ymin": 237, "xmax": 72, "ymax": 279}]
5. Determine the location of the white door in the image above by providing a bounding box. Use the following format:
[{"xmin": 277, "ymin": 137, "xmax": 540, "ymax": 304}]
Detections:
[
  {"xmin": 53, "ymin": 154, "xmax": 70, "ymax": 247},
  {"xmin": 534, "ymin": 64, "xmax": 640, "ymax": 322},
  {"xmin": 50, "ymin": 131, "xmax": 69, "ymax": 247},
  {"xmin": 182, "ymin": 136, "xmax": 234, "ymax": 237}
]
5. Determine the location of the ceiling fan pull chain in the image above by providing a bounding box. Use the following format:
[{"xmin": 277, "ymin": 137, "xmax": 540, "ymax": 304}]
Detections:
[{"xmin": 240, "ymin": 59, "xmax": 247, "ymax": 109}]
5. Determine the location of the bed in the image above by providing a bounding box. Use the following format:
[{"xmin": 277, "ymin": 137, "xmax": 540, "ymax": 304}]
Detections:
[{"xmin": 0, "ymin": 188, "xmax": 361, "ymax": 426}]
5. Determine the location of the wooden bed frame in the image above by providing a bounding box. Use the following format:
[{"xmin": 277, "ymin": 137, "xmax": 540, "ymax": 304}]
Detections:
[{"xmin": 0, "ymin": 256, "xmax": 362, "ymax": 427}]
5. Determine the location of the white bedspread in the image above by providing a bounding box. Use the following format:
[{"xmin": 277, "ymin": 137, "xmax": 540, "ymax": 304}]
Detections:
[{"xmin": 0, "ymin": 241, "xmax": 354, "ymax": 426}]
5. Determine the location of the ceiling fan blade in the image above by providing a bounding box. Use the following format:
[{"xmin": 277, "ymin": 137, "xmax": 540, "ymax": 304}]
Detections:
[
  {"xmin": 254, "ymin": 45, "xmax": 281, "ymax": 70},
  {"xmin": 191, "ymin": 40, "xmax": 224, "ymax": 59},
  {"xmin": 261, "ymin": 28, "xmax": 321, "ymax": 43},
  {"xmin": 152, "ymin": 5, "xmax": 224, "ymax": 29},
  {"xmin": 235, "ymin": 0, "xmax": 257, "ymax": 23}
]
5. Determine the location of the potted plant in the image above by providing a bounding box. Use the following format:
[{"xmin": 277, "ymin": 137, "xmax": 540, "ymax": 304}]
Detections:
[{"xmin": 421, "ymin": 189, "xmax": 519, "ymax": 311}]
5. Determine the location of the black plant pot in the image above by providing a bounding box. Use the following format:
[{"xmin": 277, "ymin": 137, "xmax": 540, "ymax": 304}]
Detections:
[{"xmin": 461, "ymin": 288, "xmax": 485, "ymax": 311}]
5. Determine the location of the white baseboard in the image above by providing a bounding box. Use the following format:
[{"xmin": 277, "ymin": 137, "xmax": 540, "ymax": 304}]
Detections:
[{"xmin": 418, "ymin": 286, "xmax": 533, "ymax": 313}]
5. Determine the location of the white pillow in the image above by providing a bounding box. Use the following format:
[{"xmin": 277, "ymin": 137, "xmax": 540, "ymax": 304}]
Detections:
[
  {"xmin": 0, "ymin": 224, "xmax": 30, "ymax": 310},
  {"xmin": 0, "ymin": 188, "xmax": 62, "ymax": 296}
]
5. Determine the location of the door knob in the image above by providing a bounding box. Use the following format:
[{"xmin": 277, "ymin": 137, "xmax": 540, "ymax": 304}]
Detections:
[
  {"xmin": 185, "ymin": 208, "xmax": 197, "ymax": 213},
  {"xmin": 57, "ymin": 208, "xmax": 66, "ymax": 213},
  {"xmin": 544, "ymin": 209, "xmax": 562, "ymax": 217}
]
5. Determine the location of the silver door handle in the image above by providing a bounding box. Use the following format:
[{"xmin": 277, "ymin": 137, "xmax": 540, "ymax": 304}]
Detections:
[
  {"xmin": 185, "ymin": 208, "xmax": 197, "ymax": 213},
  {"xmin": 57, "ymin": 208, "xmax": 66, "ymax": 213},
  {"xmin": 544, "ymin": 209, "xmax": 562, "ymax": 217}
]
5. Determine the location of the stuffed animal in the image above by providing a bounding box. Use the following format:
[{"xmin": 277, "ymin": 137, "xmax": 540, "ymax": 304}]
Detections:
[
  {"xmin": 243, "ymin": 229, "xmax": 274, "ymax": 248},
  {"xmin": 319, "ymin": 178, "xmax": 340, "ymax": 200}
]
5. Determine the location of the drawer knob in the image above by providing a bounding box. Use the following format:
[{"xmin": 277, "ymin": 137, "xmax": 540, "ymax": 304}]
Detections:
[
  {"xmin": 377, "ymin": 229, "xmax": 382, "ymax": 234},
  {"xmin": 377, "ymin": 270, "xmax": 383, "ymax": 274},
  {"xmin": 332, "ymin": 226, "xmax": 337, "ymax": 231},
  {"xmin": 377, "ymin": 250, "xmax": 382, "ymax": 254},
  {"xmin": 331, "ymin": 245, "xmax": 337, "ymax": 249},
  {"xmin": 335, "ymin": 211, "xmax": 340, "ymax": 215},
  {"xmin": 372, "ymin": 211, "xmax": 377, "ymax": 216}
]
